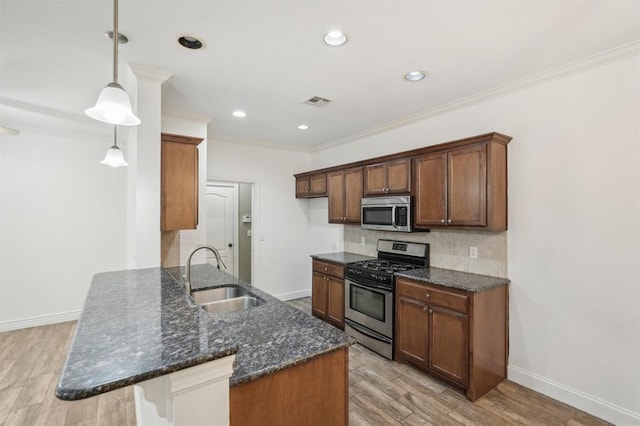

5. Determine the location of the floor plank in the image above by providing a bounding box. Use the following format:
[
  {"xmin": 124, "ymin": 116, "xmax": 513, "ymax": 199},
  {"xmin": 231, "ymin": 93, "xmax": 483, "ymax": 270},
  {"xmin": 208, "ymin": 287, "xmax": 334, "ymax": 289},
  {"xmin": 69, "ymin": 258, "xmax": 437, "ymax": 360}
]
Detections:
[{"xmin": 0, "ymin": 298, "xmax": 612, "ymax": 426}]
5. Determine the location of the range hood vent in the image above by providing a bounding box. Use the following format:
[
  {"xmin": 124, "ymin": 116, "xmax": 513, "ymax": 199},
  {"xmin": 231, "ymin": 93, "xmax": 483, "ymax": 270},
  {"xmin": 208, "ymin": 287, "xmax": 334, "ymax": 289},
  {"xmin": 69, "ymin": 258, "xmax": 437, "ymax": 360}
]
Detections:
[{"xmin": 303, "ymin": 96, "xmax": 332, "ymax": 107}]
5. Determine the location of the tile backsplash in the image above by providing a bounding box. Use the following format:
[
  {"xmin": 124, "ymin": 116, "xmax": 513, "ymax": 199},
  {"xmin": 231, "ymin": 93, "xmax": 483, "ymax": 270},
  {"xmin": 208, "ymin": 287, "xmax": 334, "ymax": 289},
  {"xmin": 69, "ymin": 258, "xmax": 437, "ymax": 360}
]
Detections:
[{"xmin": 344, "ymin": 226, "xmax": 508, "ymax": 278}]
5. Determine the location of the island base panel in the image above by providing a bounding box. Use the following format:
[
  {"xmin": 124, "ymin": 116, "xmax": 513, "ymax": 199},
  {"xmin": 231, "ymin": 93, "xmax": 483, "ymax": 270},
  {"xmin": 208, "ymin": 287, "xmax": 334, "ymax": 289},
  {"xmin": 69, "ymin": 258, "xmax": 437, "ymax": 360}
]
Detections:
[{"xmin": 230, "ymin": 347, "xmax": 348, "ymax": 426}]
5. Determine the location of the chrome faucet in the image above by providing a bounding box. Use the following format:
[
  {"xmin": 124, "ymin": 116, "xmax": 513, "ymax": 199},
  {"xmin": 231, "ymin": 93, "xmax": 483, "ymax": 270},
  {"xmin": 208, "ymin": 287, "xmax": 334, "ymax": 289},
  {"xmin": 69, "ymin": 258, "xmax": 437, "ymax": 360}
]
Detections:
[{"xmin": 184, "ymin": 244, "xmax": 227, "ymax": 295}]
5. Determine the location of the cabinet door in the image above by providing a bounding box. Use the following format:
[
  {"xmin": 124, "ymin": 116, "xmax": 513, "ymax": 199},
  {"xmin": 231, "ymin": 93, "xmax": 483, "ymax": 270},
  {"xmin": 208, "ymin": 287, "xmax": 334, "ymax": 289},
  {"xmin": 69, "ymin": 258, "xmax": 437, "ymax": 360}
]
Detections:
[
  {"xmin": 396, "ymin": 296, "xmax": 428, "ymax": 365},
  {"xmin": 296, "ymin": 177, "xmax": 310, "ymax": 198},
  {"xmin": 326, "ymin": 278, "xmax": 345, "ymax": 329},
  {"xmin": 161, "ymin": 140, "xmax": 199, "ymax": 231},
  {"xmin": 364, "ymin": 164, "xmax": 387, "ymax": 196},
  {"xmin": 344, "ymin": 167, "xmax": 363, "ymax": 223},
  {"xmin": 386, "ymin": 159, "xmax": 411, "ymax": 194},
  {"xmin": 310, "ymin": 173, "xmax": 327, "ymax": 196},
  {"xmin": 414, "ymin": 152, "xmax": 447, "ymax": 228},
  {"xmin": 428, "ymin": 305, "xmax": 468, "ymax": 386},
  {"xmin": 448, "ymin": 145, "xmax": 487, "ymax": 227},
  {"xmin": 312, "ymin": 273, "xmax": 328, "ymax": 318},
  {"xmin": 327, "ymin": 171, "xmax": 345, "ymax": 223}
]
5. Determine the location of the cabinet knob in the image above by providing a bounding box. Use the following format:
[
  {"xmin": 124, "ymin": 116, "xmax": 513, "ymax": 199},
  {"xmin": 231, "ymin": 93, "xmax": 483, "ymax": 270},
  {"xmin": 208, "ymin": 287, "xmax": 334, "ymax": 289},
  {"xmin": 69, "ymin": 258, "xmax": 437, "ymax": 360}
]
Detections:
[
  {"xmin": 448, "ymin": 219, "xmax": 452, "ymax": 224},
  {"xmin": 440, "ymin": 219, "xmax": 445, "ymax": 223},
  {"xmin": 429, "ymin": 309, "xmax": 433, "ymax": 314},
  {"xmin": 425, "ymin": 292, "xmax": 430, "ymax": 298},
  {"xmin": 422, "ymin": 306, "xmax": 427, "ymax": 312},
  {"xmin": 324, "ymin": 267, "xmax": 328, "ymax": 271}
]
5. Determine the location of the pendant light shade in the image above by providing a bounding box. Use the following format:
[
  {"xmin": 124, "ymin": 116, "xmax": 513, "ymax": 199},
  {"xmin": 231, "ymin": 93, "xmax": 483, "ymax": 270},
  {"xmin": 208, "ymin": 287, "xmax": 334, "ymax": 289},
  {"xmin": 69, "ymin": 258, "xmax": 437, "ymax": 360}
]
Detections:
[
  {"xmin": 86, "ymin": 0, "xmax": 140, "ymax": 126},
  {"xmin": 86, "ymin": 83, "xmax": 140, "ymax": 126},
  {"xmin": 101, "ymin": 126, "xmax": 128, "ymax": 167},
  {"xmin": 100, "ymin": 145, "xmax": 129, "ymax": 167}
]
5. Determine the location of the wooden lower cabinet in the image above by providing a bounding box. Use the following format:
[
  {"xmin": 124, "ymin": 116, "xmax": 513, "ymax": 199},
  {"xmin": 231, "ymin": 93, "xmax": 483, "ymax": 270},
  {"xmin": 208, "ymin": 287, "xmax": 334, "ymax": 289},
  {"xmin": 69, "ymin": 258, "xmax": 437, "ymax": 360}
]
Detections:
[
  {"xmin": 230, "ymin": 347, "xmax": 348, "ymax": 426},
  {"xmin": 396, "ymin": 277, "xmax": 507, "ymax": 401},
  {"xmin": 311, "ymin": 260, "xmax": 345, "ymax": 329}
]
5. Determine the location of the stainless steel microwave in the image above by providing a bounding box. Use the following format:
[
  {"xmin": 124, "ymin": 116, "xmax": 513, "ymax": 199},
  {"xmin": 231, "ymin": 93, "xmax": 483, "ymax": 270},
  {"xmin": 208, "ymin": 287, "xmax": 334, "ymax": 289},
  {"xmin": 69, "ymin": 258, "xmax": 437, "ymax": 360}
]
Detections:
[{"xmin": 361, "ymin": 196, "xmax": 411, "ymax": 232}]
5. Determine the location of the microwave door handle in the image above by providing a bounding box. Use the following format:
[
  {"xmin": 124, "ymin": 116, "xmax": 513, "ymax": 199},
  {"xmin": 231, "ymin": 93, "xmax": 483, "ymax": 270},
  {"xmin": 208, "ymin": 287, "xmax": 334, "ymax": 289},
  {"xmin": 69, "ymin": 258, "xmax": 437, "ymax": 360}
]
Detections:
[{"xmin": 391, "ymin": 205, "xmax": 397, "ymax": 228}]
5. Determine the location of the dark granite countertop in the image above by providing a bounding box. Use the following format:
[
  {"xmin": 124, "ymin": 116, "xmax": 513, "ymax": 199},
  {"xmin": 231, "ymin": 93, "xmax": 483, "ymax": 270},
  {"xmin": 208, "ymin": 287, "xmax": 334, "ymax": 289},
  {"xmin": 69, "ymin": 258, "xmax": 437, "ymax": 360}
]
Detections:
[
  {"xmin": 395, "ymin": 267, "xmax": 510, "ymax": 292},
  {"xmin": 56, "ymin": 264, "xmax": 353, "ymax": 401},
  {"xmin": 311, "ymin": 252, "xmax": 375, "ymax": 265}
]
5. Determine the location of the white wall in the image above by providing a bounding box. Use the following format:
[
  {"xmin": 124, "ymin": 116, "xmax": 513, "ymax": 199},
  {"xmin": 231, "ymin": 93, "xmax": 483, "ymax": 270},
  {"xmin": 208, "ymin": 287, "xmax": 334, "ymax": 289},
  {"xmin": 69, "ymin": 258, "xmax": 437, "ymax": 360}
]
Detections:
[
  {"xmin": 311, "ymin": 55, "xmax": 640, "ymax": 424},
  {"xmin": 0, "ymin": 129, "xmax": 128, "ymax": 330},
  {"xmin": 207, "ymin": 139, "xmax": 341, "ymax": 299}
]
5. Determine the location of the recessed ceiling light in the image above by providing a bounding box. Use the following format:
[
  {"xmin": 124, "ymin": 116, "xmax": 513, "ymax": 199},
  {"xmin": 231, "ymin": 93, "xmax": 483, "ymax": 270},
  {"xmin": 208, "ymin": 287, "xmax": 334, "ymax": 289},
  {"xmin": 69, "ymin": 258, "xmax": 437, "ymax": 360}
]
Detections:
[
  {"xmin": 297, "ymin": 124, "xmax": 310, "ymax": 130},
  {"xmin": 323, "ymin": 31, "xmax": 347, "ymax": 47},
  {"xmin": 232, "ymin": 110, "xmax": 247, "ymax": 118},
  {"xmin": 405, "ymin": 71, "xmax": 426, "ymax": 81},
  {"xmin": 178, "ymin": 35, "xmax": 204, "ymax": 50}
]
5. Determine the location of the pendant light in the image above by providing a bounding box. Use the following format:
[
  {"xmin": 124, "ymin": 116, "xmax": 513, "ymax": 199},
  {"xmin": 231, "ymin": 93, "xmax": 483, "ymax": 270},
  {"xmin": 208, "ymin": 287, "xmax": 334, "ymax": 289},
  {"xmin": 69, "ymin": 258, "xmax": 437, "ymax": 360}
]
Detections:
[
  {"xmin": 85, "ymin": 0, "xmax": 140, "ymax": 126},
  {"xmin": 101, "ymin": 126, "xmax": 129, "ymax": 167}
]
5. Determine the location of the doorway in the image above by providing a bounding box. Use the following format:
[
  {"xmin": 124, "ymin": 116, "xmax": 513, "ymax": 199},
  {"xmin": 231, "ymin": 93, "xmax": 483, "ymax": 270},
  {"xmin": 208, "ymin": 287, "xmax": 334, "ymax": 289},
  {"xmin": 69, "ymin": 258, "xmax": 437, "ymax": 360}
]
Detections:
[{"xmin": 206, "ymin": 181, "xmax": 252, "ymax": 283}]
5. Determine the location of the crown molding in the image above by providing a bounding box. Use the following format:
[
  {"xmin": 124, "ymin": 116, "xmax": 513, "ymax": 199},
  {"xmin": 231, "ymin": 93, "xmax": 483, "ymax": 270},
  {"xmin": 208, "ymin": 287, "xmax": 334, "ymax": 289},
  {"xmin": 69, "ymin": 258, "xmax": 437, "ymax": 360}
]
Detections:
[
  {"xmin": 209, "ymin": 133, "xmax": 312, "ymax": 153},
  {"xmin": 128, "ymin": 64, "xmax": 173, "ymax": 84},
  {"xmin": 312, "ymin": 40, "xmax": 640, "ymax": 153},
  {"xmin": 162, "ymin": 107, "xmax": 214, "ymax": 124}
]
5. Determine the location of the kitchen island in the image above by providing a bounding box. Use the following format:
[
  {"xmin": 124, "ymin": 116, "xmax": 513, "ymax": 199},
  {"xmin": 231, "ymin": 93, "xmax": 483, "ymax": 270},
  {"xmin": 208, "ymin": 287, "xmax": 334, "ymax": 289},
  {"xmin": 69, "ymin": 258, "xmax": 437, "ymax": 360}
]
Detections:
[{"xmin": 56, "ymin": 264, "xmax": 353, "ymax": 425}]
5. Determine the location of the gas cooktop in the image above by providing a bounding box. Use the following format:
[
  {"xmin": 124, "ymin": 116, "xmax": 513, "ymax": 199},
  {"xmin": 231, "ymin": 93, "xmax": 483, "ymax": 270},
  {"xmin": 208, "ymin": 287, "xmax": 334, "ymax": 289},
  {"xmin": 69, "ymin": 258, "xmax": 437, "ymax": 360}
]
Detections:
[{"xmin": 348, "ymin": 259, "xmax": 422, "ymax": 275}]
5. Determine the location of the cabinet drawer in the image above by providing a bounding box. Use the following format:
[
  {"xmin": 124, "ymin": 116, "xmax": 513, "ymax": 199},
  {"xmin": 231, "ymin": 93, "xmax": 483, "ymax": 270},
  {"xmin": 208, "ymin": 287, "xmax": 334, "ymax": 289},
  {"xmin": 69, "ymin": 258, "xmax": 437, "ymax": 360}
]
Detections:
[
  {"xmin": 397, "ymin": 278, "xmax": 468, "ymax": 314},
  {"xmin": 313, "ymin": 260, "xmax": 345, "ymax": 279}
]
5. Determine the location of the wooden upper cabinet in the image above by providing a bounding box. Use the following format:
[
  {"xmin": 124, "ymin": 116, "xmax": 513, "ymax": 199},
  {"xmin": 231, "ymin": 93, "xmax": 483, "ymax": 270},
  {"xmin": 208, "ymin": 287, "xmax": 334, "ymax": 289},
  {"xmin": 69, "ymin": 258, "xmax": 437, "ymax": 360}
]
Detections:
[
  {"xmin": 414, "ymin": 152, "xmax": 447, "ymax": 227},
  {"xmin": 448, "ymin": 144, "xmax": 487, "ymax": 227},
  {"xmin": 293, "ymin": 132, "xmax": 509, "ymax": 231},
  {"xmin": 296, "ymin": 173, "xmax": 327, "ymax": 198},
  {"xmin": 364, "ymin": 158, "xmax": 411, "ymax": 196},
  {"xmin": 328, "ymin": 167, "xmax": 363, "ymax": 224},
  {"xmin": 414, "ymin": 140, "xmax": 507, "ymax": 231},
  {"xmin": 161, "ymin": 133, "xmax": 203, "ymax": 231},
  {"xmin": 327, "ymin": 171, "xmax": 345, "ymax": 223}
]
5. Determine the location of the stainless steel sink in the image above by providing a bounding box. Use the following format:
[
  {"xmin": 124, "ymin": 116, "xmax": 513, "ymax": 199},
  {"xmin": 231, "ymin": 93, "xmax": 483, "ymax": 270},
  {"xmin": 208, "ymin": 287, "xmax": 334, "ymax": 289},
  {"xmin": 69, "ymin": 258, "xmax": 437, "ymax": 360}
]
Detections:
[
  {"xmin": 191, "ymin": 285, "xmax": 247, "ymax": 305},
  {"xmin": 199, "ymin": 296, "xmax": 264, "ymax": 314},
  {"xmin": 190, "ymin": 285, "xmax": 265, "ymax": 314}
]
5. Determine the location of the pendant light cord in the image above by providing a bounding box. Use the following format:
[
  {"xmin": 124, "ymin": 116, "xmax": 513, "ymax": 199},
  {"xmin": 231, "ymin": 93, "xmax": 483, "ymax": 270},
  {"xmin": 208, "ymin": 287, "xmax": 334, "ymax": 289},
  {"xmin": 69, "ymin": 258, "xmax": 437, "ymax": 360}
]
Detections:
[
  {"xmin": 113, "ymin": 0, "xmax": 119, "ymax": 83},
  {"xmin": 113, "ymin": 126, "xmax": 118, "ymax": 148}
]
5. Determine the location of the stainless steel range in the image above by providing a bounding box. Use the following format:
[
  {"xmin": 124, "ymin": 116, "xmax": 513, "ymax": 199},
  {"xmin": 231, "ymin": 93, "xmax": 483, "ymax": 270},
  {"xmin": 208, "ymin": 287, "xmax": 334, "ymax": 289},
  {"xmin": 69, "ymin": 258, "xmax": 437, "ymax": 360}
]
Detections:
[{"xmin": 344, "ymin": 239, "xmax": 429, "ymax": 359}]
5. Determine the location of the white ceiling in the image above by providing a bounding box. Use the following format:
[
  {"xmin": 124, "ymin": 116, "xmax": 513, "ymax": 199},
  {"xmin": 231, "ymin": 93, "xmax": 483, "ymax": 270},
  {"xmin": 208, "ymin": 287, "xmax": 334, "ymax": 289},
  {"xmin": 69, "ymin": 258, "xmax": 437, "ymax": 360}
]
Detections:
[{"xmin": 2, "ymin": 0, "xmax": 640, "ymax": 150}]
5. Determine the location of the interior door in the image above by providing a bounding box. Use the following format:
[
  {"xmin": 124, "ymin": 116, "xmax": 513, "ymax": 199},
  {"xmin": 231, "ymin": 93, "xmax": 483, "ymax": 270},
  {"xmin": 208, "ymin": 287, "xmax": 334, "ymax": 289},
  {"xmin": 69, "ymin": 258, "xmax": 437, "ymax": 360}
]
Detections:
[{"xmin": 206, "ymin": 184, "xmax": 236, "ymax": 275}]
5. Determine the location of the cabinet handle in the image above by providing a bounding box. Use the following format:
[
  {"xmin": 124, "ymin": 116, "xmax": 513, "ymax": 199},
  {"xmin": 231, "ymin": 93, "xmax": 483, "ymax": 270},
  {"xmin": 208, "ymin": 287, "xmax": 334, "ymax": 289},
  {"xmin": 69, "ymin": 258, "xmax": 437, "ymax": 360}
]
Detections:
[
  {"xmin": 422, "ymin": 306, "xmax": 427, "ymax": 312},
  {"xmin": 425, "ymin": 292, "xmax": 430, "ymax": 298}
]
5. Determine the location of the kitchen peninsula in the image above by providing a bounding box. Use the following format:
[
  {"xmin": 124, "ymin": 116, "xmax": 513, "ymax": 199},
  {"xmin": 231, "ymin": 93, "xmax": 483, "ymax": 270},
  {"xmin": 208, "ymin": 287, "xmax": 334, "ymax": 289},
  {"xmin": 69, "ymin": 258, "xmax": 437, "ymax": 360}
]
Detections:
[{"xmin": 56, "ymin": 264, "xmax": 352, "ymax": 426}]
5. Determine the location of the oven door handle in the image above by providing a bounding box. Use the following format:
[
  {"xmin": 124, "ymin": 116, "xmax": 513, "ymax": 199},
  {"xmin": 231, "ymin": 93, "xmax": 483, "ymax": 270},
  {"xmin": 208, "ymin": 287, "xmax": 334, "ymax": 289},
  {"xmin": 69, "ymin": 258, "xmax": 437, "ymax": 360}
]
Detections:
[
  {"xmin": 345, "ymin": 319, "xmax": 392, "ymax": 344},
  {"xmin": 348, "ymin": 279, "xmax": 392, "ymax": 292}
]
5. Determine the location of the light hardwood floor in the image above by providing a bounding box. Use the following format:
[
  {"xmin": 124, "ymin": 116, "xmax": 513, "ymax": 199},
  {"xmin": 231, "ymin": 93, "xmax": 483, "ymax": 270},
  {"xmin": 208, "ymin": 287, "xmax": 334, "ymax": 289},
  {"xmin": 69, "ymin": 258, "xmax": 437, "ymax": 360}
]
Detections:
[{"xmin": 0, "ymin": 298, "xmax": 609, "ymax": 426}]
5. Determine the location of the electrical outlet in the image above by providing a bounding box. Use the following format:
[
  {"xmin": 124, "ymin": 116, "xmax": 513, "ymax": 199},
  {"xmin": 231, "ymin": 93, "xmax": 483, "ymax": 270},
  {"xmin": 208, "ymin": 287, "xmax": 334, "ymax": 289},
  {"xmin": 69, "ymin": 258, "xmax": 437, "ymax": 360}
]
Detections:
[
  {"xmin": 360, "ymin": 236, "xmax": 366, "ymax": 245},
  {"xmin": 469, "ymin": 246, "xmax": 478, "ymax": 259}
]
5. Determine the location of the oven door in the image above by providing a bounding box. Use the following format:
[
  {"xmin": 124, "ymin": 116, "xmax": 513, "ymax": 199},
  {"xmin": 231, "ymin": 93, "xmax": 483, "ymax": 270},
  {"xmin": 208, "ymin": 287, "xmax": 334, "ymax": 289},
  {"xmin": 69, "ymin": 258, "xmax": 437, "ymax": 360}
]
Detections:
[{"xmin": 344, "ymin": 278, "xmax": 393, "ymax": 338}]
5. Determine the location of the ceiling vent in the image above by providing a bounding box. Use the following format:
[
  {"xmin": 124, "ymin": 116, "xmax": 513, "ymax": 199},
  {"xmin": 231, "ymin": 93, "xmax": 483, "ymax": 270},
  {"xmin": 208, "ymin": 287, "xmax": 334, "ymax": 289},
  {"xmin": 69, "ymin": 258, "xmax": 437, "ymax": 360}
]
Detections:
[{"xmin": 304, "ymin": 96, "xmax": 332, "ymax": 107}]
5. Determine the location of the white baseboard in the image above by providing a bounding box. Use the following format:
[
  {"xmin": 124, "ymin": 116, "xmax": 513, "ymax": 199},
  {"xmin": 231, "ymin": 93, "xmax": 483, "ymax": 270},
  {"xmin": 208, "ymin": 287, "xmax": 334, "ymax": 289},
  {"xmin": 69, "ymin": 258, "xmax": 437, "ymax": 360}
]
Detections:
[
  {"xmin": 0, "ymin": 310, "xmax": 81, "ymax": 333},
  {"xmin": 508, "ymin": 365, "xmax": 640, "ymax": 426},
  {"xmin": 274, "ymin": 289, "xmax": 311, "ymax": 301}
]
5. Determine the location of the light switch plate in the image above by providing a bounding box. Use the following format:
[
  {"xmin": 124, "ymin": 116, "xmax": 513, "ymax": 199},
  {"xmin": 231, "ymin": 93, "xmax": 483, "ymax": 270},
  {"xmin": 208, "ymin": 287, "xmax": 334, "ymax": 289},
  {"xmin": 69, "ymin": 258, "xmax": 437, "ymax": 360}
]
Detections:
[{"xmin": 470, "ymin": 246, "xmax": 478, "ymax": 259}]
